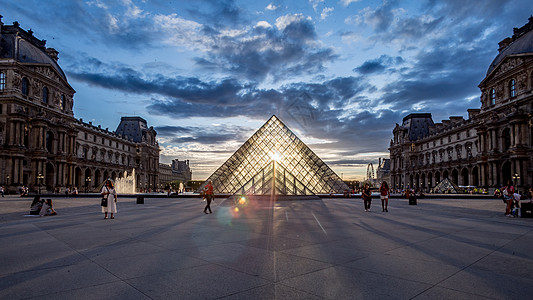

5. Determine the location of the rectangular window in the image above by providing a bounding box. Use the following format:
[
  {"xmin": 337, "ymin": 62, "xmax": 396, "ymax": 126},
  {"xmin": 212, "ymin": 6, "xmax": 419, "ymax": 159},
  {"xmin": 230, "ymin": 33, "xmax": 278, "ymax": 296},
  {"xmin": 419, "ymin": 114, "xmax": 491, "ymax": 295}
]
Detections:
[{"xmin": 0, "ymin": 72, "xmax": 5, "ymax": 92}]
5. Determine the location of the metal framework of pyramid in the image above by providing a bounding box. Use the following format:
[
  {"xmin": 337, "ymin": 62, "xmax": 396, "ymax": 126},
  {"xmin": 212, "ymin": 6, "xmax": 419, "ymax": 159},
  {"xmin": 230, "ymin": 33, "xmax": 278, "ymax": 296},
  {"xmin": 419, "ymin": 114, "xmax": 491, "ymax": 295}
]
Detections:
[
  {"xmin": 197, "ymin": 115, "xmax": 349, "ymax": 196},
  {"xmin": 431, "ymin": 177, "xmax": 462, "ymax": 194}
]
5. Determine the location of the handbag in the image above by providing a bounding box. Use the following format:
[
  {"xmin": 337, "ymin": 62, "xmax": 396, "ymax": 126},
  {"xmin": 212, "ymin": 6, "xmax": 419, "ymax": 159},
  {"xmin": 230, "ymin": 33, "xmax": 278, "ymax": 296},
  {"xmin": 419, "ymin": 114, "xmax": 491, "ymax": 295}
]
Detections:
[{"xmin": 101, "ymin": 186, "xmax": 109, "ymax": 207}]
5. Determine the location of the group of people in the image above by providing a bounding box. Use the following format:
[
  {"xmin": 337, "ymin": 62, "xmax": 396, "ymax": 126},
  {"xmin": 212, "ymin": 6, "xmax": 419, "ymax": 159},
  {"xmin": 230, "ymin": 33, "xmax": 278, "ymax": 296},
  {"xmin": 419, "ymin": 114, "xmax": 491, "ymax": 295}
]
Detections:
[
  {"xmin": 495, "ymin": 181, "xmax": 533, "ymax": 218},
  {"xmin": 361, "ymin": 181, "xmax": 391, "ymax": 212},
  {"xmin": 29, "ymin": 197, "xmax": 57, "ymax": 216}
]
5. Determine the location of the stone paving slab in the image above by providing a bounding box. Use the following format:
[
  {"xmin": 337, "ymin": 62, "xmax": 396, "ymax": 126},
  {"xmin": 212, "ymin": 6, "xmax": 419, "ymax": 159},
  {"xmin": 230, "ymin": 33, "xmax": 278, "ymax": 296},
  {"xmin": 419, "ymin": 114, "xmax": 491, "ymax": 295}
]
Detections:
[{"xmin": 0, "ymin": 195, "xmax": 532, "ymax": 299}]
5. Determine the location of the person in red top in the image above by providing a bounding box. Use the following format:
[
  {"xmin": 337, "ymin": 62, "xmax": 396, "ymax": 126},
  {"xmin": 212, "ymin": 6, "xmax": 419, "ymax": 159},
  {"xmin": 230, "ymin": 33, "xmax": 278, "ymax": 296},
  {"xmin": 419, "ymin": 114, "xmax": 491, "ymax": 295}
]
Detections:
[
  {"xmin": 379, "ymin": 181, "xmax": 390, "ymax": 212},
  {"xmin": 503, "ymin": 180, "xmax": 515, "ymax": 216},
  {"xmin": 204, "ymin": 180, "xmax": 214, "ymax": 214}
]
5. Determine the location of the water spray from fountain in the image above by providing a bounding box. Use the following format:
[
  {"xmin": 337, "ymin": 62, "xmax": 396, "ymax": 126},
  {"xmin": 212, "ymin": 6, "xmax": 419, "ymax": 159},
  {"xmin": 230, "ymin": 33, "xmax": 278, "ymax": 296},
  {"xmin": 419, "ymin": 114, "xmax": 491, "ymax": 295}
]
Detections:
[{"xmin": 114, "ymin": 169, "xmax": 137, "ymax": 194}]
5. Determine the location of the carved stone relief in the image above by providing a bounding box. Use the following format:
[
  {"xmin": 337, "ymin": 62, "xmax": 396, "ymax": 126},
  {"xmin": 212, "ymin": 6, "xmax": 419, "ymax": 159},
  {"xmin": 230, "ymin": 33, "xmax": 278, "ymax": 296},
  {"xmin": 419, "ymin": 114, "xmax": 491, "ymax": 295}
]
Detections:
[
  {"xmin": 496, "ymin": 85, "xmax": 504, "ymax": 99},
  {"xmin": 32, "ymin": 80, "xmax": 40, "ymax": 97},
  {"xmin": 11, "ymin": 72, "xmax": 21, "ymax": 90},
  {"xmin": 518, "ymin": 72, "xmax": 528, "ymax": 91},
  {"xmin": 496, "ymin": 58, "xmax": 523, "ymax": 76}
]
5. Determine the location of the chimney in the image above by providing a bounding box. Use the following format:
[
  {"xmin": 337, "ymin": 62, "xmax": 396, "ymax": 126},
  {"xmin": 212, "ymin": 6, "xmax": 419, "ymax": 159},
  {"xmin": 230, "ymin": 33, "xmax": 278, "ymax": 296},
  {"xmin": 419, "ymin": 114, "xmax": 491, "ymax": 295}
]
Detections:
[
  {"xmin": 46, "ymin": 48, "xmax": 59, "ymax": 62},
  {"xmin": 498, "ymin": 37, "xmax": 512, "ymax": 52}
]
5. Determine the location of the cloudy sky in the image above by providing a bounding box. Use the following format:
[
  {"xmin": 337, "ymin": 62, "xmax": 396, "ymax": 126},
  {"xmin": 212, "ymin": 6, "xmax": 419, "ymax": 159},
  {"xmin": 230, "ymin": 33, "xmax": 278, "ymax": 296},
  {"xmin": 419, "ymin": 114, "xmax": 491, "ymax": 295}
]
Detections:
[{"xmin": 2, "ymin": 0, "xmax": 531, "ymax": 180}]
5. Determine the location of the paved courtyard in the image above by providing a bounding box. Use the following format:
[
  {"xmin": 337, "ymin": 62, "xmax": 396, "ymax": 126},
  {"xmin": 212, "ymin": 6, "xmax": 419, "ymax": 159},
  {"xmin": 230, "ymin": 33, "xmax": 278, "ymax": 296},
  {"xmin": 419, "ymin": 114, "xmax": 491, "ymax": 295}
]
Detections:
[{"xmin": 0, "ymin": 194, "xmax": 532, "ymax": 299}]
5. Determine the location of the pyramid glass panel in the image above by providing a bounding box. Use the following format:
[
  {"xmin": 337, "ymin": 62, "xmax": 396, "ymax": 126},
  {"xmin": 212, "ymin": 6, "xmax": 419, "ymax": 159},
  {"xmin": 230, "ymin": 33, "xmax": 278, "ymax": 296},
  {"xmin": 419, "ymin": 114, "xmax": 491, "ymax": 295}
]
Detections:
[{"xmin": 198, "ymin": 115, "xmax": 349, "ymax": 195}]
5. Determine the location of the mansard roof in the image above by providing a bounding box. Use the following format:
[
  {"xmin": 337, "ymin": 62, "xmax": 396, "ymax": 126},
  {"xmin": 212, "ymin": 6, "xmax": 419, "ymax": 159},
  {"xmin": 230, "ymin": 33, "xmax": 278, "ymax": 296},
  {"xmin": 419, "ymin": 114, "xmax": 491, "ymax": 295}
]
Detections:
[
  {"xmin": 0, "ymin": 20, "xmax": 68, "ymax": 81},
  {"xmin": 401, "ymin": 113, "xmax": 435, "ymax": 141},
  {"xmin": 486, "ymin": 16, "xmax": 533, "ymax": 76}
]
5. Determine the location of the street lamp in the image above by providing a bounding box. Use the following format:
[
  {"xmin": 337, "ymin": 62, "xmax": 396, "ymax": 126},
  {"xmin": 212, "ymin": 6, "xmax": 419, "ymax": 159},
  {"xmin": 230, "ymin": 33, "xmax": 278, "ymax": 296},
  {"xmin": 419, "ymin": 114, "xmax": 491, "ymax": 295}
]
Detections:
[
  {"xmin": 85, "ymin": 176, "xmax": 91, "ymax": 193},
  {"xmin": 513, "ymin": 173, "xmax": 520, "ymax": 192},
  {"xmin": 37, "ymin": 173, "xmax": 44, "ymax": 194}
]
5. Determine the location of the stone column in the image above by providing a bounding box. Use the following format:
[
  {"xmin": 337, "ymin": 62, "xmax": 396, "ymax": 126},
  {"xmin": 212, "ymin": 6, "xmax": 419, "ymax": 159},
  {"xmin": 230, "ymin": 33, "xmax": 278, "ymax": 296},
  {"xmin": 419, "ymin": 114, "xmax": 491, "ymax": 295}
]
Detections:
[
  {"xmin": 480, "ymin": 164, "xmax": 486, "ymax": 187},
  {"xmin": 13, "ymin": 158, "xmax": 19, "ymax": 185},
  {"xmin": 8, "ymin": 121, "xmax": 14, "ymax": 145},
  {"xmin": 14, "ymin": 122, "xmax": 20, "ymax": 146},
  {"xmin": 490, "ymin": 162, "xmax": 497, "ymax": 186},
  {"xmin": 6, "ymin": 158, "xmax": 12, "ymax": 185},
  {"xmin": 492, "ymin": 129, "xmax": 497, "ymax": 151}
]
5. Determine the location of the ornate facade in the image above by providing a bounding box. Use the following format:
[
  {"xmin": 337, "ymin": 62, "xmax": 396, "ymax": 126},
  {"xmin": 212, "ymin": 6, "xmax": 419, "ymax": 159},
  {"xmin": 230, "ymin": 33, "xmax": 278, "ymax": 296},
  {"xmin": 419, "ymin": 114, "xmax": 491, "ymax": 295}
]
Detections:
[
  {"xmin": 159, "ymin": 160, "xmax": 192, "ymax": 187},
  {"xmin": 0, "ymin": 17, "xmax": 159, "ymax": 193},
  {"xmin": 390, "ymin": 17, "xmax": 533, "ymax": 192},
  {"xmin": 171, "ymin": 159, "xmax": 192, "ymax": 183}
]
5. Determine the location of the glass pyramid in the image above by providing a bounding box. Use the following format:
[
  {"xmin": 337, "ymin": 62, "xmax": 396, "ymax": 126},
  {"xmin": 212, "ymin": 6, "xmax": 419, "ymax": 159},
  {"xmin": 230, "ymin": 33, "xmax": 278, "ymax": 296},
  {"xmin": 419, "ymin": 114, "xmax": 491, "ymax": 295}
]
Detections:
[
  {"xmin": 431, "ymin": 177, "xmax": 462, "ymax": 194},
  {"xmin": 198, "ymin": 115, "xmax": 349, "ymax": 195}
]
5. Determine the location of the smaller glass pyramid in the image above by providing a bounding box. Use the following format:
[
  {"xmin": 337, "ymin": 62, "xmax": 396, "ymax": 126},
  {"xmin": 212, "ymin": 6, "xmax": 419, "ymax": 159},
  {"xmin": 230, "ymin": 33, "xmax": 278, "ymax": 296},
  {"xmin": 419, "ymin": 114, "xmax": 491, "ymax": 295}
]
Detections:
[
  {"xmin": 431, "ymin": 177, "xmax": 462, "ymax": 194},
  {"xmin": 198, "ymin": 115, "xmax": 349, "ymax": 195}
]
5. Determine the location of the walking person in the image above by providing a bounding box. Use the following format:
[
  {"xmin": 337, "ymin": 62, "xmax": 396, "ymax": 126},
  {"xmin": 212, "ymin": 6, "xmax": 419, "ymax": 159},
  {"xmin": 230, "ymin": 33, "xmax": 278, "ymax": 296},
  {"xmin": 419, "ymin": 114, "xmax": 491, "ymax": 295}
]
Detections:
[
  {"xmin": 379, "ymin": 181, "xmax": 390, "ymax": 212},
  {"xmin": 101, "ymin": 180, "xmax": 118, "ymax": 219},
  {"xmin": 203, "ymin": 180, "xmax": 214, "ymax": 214},
  {"xmin": 362, "ymin": 183, "xmax": 372, "ymax": 212}
]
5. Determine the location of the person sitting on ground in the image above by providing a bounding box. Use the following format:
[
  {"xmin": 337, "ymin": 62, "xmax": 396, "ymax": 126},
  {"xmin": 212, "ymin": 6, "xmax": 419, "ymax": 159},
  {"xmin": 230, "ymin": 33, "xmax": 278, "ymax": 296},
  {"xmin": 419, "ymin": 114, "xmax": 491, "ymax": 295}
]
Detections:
[
  {"xmin": 29, "ymin": 197, "xmax": 44, "ymax": 215},
  {"xmin": 39, "ymin": 199, "xmax": 57, "ymax": 216}
]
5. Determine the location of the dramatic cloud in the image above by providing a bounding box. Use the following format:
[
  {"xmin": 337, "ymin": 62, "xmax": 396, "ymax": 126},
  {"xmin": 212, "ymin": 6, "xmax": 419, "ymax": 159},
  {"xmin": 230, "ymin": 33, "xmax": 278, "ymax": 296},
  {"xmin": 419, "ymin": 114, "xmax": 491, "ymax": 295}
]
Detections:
[
  {"xmin": 353, "ymin": 55, "xmax": 404, "ymax": 74},
  {"xmin": 3, "ymin": 0, "xmax": 530, "ymax": 179}
]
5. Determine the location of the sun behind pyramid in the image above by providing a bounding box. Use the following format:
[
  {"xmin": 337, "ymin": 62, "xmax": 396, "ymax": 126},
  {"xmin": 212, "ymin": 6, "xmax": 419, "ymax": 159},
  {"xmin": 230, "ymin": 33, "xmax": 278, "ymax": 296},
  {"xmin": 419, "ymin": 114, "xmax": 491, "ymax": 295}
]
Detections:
[{"xmin": 197, "ymin": 115, "xmax": 349, "ymax": 196}]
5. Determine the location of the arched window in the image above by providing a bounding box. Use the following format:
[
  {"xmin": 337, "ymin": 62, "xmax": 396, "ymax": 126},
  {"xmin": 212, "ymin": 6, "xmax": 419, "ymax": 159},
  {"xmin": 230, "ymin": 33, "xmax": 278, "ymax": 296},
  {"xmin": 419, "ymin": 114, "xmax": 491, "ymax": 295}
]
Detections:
[
  {"xmin": 509, "ymin": 79, "xmax": 516, "ymax": 98},
  {"xmin": 42, "ymin": 87, "xmax": 49, "ymax": 104},
  {"xmin": 0, "ymin": 72, "xmax": 5, "ymax": 92},
  {"xmin": 60, "ymin": 95, "xmax": 66, "ymax": 110},
  {"xmin": 22, "ymin": 77, "xmax": 29, "ymax": 96},
  {"xmin": 490, "ymin": 88, "xmax": 496, "ymax": 105}
]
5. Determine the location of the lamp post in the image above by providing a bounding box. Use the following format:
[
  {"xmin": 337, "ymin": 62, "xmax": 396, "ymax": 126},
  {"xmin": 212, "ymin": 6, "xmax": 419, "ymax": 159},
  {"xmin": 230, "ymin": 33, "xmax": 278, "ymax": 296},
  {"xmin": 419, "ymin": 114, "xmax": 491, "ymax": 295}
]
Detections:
[
  {"xmin": 37, "ymin": 173, "xmax": 44, "ymax": 194},
  {"xmin": 85, "ymin": 176, "xmax": 91, "ymax": 193},
  {"xmin": 513, "ymin": 173, "xmax": 520, "ymax": 192}
]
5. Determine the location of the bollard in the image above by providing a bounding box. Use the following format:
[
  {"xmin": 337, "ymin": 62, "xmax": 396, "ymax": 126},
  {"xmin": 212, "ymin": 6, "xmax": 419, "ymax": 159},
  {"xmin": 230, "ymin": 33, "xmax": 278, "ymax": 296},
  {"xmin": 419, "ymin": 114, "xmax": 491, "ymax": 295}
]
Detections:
[
  {"xmin": 136, "ymin": 195, "xmax": 144, "ymax": 204},
  {"xmin": 409, "ymin": 196, "xmax": 417, "ymax": 205},
  {"xmin": 521, "ymin": 202, "xmax": 533, "ymax": 218}
]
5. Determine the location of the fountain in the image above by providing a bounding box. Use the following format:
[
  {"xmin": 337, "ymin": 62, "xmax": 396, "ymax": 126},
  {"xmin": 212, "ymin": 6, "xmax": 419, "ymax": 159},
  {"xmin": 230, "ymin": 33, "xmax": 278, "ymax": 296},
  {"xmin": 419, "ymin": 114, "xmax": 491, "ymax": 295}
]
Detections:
[{"xmin": 114, "ymin": 169, "xmax": 136, "ymax": 194}]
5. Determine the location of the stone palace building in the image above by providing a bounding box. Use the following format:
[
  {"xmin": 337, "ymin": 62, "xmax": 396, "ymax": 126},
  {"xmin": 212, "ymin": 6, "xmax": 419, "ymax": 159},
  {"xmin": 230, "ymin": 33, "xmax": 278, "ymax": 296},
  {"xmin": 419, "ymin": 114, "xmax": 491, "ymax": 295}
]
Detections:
[
  {"xmin": 0, "ymin": 17, "xmax": 159, "ymax": 193},
  {"xmin": 390, "ymin": 17, "xmax": 533, "ymax": 192}
]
